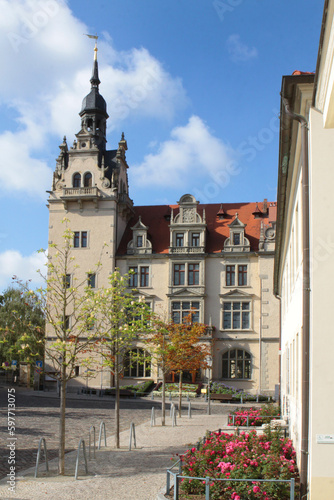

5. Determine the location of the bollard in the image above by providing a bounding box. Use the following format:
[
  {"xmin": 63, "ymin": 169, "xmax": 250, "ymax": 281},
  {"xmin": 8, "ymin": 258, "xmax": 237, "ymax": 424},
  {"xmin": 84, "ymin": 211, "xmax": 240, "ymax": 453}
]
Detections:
[
  {"xmin": 150, "ymin": 407, "xmax": 156, "ymax": 427},
  {"xmin": 170, "ymin": 403, "xmax": 174, "ymax": 418},
  {"xmin": 98, "ymin": 421, "xmax": 107, "ymax": 449},
  {"xmin": 88, "ymin": 425, "xmax": 96, "ymax": 459},
  {"xmin": 172, "ymin": 405, "xmax": 177, "ymax": 427},
  {"xmin": 240, "ymin": 395, "xmax": 243, "ymax": 404},
  {"xmin": 151, "ymin": 392, "xmax": 154, "ymax": 400},
  {"xmin": 169, "ymin": 392, "xmax": 172, "ymax": 401},
  {"xmin": 187, "ymin": 394, "xmax": 190, "ymax": 402},
  {"xmin": 75, "ymin": 439, "xmax": 88, "ymax": 480},
  {"xmin": 188, "ymin": 401, "xmax": 192, "ymax": 419},
  {"xmin": 129, "ymin": 422, "xmax": 136, "ymax": 451},
  {"xmin": 256, "ymin": 394, "xmax": 259, "ymax": 403},
  {"xmin": 35, "ymin": 437, "xmax": 49, "ymax": 478}
]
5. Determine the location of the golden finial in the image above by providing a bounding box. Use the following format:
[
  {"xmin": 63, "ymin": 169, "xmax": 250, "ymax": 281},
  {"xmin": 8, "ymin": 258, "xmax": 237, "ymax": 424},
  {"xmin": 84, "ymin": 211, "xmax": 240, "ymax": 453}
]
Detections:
[{"xmin": 85, "ymin": 34, "xmax": 98, "ymax": 60}]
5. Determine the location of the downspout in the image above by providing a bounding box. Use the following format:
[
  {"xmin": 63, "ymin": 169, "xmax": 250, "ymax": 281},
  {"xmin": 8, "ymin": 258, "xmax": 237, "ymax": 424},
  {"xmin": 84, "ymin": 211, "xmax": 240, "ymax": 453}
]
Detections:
[{"xmin": 282, "ymin": 97, "xmax": 310, "ymax": 500}]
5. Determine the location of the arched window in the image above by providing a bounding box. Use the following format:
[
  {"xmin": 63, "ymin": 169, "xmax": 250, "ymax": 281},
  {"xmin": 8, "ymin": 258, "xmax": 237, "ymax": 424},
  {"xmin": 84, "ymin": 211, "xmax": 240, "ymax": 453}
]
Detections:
[
  {"xmin": 73, "ymin": 173, "xmax": 81, "ymax": 187},
  {"xmin": 123, "ymin": 348, "xmax": 151, "ymax": 377},
  {"xmin": 222, "ymin": 349, "xmax": 251, "ymax": 379},
  {"xmin": 84, "ymin": 172, "xmax": 92, "ymax": 187}
]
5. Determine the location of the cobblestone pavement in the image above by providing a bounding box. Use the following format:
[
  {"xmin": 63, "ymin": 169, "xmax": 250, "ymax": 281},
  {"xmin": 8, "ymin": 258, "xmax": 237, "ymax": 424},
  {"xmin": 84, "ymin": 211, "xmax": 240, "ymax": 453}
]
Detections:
[{"xmin": 0, "ymin": 385, "xmax": 232, "ymax": 481}]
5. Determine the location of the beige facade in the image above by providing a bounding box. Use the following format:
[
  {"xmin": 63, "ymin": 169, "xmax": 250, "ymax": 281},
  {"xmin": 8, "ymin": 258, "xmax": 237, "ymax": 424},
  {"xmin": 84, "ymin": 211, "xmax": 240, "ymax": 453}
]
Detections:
[
  {"xmin": 275, "ymin": 1, "xmax": 334, "ymax": 497},
  {"xmin": 46, "ymin": 51, "xmax": 279, "ymax": 397}
]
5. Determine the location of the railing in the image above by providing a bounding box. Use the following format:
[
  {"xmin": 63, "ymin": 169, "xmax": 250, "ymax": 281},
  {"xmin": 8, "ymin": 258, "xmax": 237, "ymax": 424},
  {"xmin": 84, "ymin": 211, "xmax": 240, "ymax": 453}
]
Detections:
[
  {"xmin": 169, "ymin": 246, "xmax": 205, "ymax": 254},
  {"xmin": 227, "ymin": 414, "xmax": 281, "ymax": 426},
  {"xmin": 62, "ymin": 187, "xmax": 99, "ymax": 197},
  {"xmin": 166, "ymin": 468, "xmax": 295, "ymax": 500}
]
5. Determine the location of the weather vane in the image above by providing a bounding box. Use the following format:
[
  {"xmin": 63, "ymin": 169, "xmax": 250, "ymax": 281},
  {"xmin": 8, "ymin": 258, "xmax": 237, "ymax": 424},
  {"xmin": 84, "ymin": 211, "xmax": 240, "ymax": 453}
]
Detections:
[{"xmin": 84, "ymin": 34, "xmax": 98, "ymax": 59}]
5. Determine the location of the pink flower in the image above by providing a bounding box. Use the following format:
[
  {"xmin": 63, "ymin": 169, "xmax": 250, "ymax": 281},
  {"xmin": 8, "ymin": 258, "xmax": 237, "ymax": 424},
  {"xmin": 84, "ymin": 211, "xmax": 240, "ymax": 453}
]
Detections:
[{"xmin": 253, "ymin": 485, "xmax": 261, "ymax": 493}]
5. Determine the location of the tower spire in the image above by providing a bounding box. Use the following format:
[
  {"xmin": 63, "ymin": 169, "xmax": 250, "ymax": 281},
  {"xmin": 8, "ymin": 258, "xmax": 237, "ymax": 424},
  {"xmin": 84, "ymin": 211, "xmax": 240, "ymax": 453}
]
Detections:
[{"xmin": 85, "ymin": 35, "xmax": 100, "ymax": 89}]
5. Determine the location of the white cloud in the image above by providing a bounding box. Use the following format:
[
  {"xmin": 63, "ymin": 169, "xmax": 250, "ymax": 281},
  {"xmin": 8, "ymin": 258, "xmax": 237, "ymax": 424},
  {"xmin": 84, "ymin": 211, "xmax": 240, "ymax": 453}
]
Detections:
[
  {"xmin": 0, "ymin": 250, "xmax": 47, "ymax": 291},
  {"xmin": 0, "ymin": 0, "xmax": 187, "ymax": 198},
  {"xmin": 131, "ymin": 115, "xmax": 237, "ymax": 189},
  {"xmin": 226, "ymin": 34, "xmax": 258, "ymax": 63}
]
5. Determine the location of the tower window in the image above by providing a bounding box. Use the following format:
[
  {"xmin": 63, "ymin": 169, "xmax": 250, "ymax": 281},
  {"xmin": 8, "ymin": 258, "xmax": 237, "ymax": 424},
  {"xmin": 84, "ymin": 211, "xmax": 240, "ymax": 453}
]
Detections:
[
  {"xmin": 84, "ymin": 173, "xmax": 92, "ymax": 187},
  {"xmin": 73, "ymin": 173, "xmax": 81, "ymax": 188},
  {"xmin": 74, "ymin": 231, "xmax": 88, "ymax": 248}
]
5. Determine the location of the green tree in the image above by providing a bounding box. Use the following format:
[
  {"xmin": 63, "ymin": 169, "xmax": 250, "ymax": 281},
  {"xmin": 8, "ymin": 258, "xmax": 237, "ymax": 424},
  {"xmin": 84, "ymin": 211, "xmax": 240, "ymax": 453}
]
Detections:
[
  {"xmin": 86, "ymin": 269, "xmax": 152, "ymax": 448},
  {"xmin": 0, "ymin": 285, "xmax": 44, "ymax": 366},
  {"xmin": 25, "ymin": 223, "xmax": 101, "ymax": 475}
]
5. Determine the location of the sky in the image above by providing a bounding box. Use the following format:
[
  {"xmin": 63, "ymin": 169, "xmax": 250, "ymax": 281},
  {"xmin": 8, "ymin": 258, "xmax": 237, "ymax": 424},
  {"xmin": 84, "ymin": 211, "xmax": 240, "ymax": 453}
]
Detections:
[{"xmin": 0, "ymin": 0, "xmax": 325, "ymax": 290}]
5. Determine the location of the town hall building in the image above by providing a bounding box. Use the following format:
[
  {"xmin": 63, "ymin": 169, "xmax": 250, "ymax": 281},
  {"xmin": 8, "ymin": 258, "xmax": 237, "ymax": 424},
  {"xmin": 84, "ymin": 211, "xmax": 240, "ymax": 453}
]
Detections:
[{"xmin": 46, "ymin": 45, "xmax": 279, "ymax": 395}]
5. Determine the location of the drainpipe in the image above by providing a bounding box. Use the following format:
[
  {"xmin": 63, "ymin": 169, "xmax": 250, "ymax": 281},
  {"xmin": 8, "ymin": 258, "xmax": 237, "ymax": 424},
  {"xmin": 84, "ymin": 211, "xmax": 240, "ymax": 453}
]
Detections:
[{"xmin": 282, "ymin": 97, "xmax": 310, "ymax": 500}]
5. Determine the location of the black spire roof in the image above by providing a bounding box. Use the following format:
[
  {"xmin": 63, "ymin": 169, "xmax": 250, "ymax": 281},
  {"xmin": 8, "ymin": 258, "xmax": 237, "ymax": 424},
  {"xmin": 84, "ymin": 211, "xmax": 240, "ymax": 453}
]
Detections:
[{"xmin": 80, "ymin": 52, "xmax": 107, "ymax": 117}]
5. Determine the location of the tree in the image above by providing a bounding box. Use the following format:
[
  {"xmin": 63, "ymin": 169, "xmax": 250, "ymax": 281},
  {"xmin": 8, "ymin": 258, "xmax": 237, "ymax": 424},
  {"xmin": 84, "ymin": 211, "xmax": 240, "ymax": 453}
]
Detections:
[
  {"xmin": 165, "ymin": 316, "xmax": 211, "ymax": 417},
  {"xmin": 25, "ymin": 223, "xmax": 101, "ymax": 474},
  {"xmin": 0, "ymin": 285, "xmax": 44, "ymax": 367},
  {"xmin": 85, "ymin": 269, "xmax": 151, "ymax": 448},
  {"xmin": 148, "ymin": 313, "xmax": 211, "ymax": 421}
]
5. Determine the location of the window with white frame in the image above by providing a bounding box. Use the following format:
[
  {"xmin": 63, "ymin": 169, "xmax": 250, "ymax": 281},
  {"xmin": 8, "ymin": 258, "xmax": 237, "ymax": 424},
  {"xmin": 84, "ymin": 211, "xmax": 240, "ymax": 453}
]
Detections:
[
  {"xmin": 123, "ymin": 348, "xmax": 151, "ymax": 377},
  {"xmin": 173, "ymin": 262, "xmax": 201, "ymax": 286},
  {"xmin": 222, "ymin": 349, "xmax": 251, "ymax": 379},
  {"xmin": 128, "ymin": 266, "xmax": 150, "ymax": 287},
  {"xmin": 225, "ymin": 265, "xmax": 248, "ymax": 286},
  {"xmin": 73, "ymin": 231, "xmax": 88, "ymax": 248},
  {"xmin": 222, "ymin": 301, "xmax": 251, "ymax": 330},
  {"xmin": 175, "ymin": 233, "xmax": 184, "ymax": 247},
  {"xmin": 171, "ymin": 300, "xmax": 200, "ymax": 323}
]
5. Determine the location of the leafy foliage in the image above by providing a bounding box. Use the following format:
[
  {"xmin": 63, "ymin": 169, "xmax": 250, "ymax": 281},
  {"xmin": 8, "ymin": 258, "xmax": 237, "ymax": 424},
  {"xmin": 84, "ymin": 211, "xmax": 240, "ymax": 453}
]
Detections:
[{"xmin": 0, "ymin": 285, "xmax": 44, "ymax": 365}]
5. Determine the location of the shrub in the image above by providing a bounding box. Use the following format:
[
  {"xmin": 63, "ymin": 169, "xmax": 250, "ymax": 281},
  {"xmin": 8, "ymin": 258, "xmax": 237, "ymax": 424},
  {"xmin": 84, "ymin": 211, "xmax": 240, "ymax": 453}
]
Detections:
[
  {"xmin": 178, "ymin": 426, "xmax": 298, "ymax": 499},
  {"xmin": 228, "ymin": 405, "xmax": 280, "ymax": 427}
]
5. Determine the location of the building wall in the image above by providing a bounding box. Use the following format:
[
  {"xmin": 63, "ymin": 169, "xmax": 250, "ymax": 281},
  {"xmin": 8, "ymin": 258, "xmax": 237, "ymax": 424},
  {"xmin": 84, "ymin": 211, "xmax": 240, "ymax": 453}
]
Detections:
[{"xmin": 308, "ymin": 106, "xmax": 334, "ymax": 497}]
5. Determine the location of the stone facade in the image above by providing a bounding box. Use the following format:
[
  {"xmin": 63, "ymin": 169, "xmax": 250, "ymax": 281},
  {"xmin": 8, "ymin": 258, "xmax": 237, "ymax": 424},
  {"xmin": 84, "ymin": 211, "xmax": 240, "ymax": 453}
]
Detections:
[{"xmin": 46, "ymin": 49, "xmax": 279, "ymax": 396}]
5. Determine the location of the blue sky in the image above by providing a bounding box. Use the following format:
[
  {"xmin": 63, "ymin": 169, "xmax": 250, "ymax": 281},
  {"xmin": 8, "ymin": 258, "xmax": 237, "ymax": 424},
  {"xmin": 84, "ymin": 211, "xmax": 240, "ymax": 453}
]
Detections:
[{"xmin": 0, "ymin": 0, "xmax": 324, "ymax": 290}]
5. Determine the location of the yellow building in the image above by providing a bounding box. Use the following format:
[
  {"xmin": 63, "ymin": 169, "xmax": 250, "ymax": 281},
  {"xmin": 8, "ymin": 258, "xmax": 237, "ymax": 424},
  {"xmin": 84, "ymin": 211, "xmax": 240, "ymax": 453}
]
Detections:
[{"xmin": 46, "ymin": 47, "xmax": 279, "ymax": 397}]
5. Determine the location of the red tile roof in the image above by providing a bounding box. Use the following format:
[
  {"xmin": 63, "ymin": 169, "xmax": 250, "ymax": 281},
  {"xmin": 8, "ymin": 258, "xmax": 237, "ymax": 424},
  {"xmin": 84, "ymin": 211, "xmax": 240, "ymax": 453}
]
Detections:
[
  {"xmin": 117, "ymin": 201, "xmax": 277, "ymax": 255},
  {"xmin": 292, "ymin": 70, "xmax": 315, "ymax": 76}
]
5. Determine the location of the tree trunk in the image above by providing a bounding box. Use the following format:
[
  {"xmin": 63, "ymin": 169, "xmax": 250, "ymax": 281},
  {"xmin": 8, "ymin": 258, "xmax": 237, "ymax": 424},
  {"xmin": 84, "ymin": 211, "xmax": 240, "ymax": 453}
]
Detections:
[
  {"xmin": 162, "ymin": 371, "xmax": 166, "ymax": 426},
  {"xmin": 178, "ymin": 371, "xmax": 183, "ymax": 418},
  {"xmin": 58, "ymin": 371, "xmax": 66, "ymax": 474},
  {"xmin": 115, "ymin": 354, "xmax": 120, "ymax": 448}
]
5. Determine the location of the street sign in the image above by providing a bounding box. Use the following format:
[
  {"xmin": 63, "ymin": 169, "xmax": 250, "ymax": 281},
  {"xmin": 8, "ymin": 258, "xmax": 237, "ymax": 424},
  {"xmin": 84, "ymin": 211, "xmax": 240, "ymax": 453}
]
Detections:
[
  {"xmin": 36, "ymin": 361, "xmax": 43, "ymax": 368},
  {"xmin": 11, "ymin": 360, "xmax": 17, "ymax": 366}
]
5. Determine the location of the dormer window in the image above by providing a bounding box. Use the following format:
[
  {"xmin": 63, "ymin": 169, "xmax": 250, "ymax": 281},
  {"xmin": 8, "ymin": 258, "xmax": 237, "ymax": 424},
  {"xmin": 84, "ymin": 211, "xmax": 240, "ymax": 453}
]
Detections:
[
  {"xmin": 176, "ymin": 233, "xmax": 184, "ymax": 247},
  {"xmin": 233, "ymin": 233, "xmax": 241, "ymax": 245},
  {"xmin": 127, "ymin": 217, "xmax": 152, "ymax": 255},
  {"xmin": 73, "ymin": 173, "xmax": 81, "ymax": 187},
  {"xmin": 191, "ymin": 233, "xmax": 200, "ymax": 247}
]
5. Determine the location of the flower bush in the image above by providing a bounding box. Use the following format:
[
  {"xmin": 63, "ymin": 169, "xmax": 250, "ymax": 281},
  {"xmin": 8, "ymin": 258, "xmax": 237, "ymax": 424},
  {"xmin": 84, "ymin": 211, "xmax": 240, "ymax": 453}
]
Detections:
[
  {"xmin": 178, "ymin": 425, "xmax": 298, "ymax": 499},
  {"xmin": 210, "ymin": 382, "xmax": 272, "ymax": 402},
  {"xmin": 228, "ymin": 404, "xmax": 280, "ymax": 427},
  {"xmin": 153, "ymin": 383, "xmax": 199, "ymax": 397}
]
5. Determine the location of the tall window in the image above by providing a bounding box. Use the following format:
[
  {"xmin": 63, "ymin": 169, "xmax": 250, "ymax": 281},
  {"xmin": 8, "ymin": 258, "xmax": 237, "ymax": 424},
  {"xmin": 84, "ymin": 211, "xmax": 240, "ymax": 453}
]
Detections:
[
  {"xmin": 191, "ymin": 233, "xmax": 200, "ymax": 247},
  {"xmin": 223, "ymin": 302, "xmax": 250, "ymax": 330},
  {"xmin": 222, "ymin": 349, "xmax": 251, "ymax": 379},
  {"xmin": 84, "ymin": 172, "xmax": 92, "ymax": 187},
  {"xmin": 176, "ymin": 233, "xmax": 184, "ymax": 247},
  {"xmin": 238, "ymin": 265, "xmax": 247, "ymax": 286},
  {"xmin": 87, "ymin": 273, "xmax": 96, "ymax": 288},
  {"xmin": 123, "ymin": 348, "xmax": 151, "ymax": 377},
  {"xmin": 73, "ymin": 173, "xmax": 81, "ymax": 187},
  {"xmin": 140, "ymin": 266, "xmax": 149, "ymax": 287},
  {"xmin": 172, "ymin": 301, "xmax": 200, "ymax": 323},
  {"xmin": 137, "ymin": 235, "xmax": 143, "ymax": 247},
  {"xmin": 233, "ymin": 233, "xmax": 241, "ymax": 245},
  {"xmin": 226, "ymin": 265, "xmax": 235, "ymax": 286},
  {"xmin": 129, "ymin": 267, "xmax": 138, "ymax": 287},
  {"xmin": 188, "ymin": 263, "xmax": 199, "ymax": 285},
  {"xmin": 64, "ymin": 274, "xmax": 71, "ymax": 289},
  {"xmin": 173, "ymin": 264, "xmax": 185, "ymax": 285}
]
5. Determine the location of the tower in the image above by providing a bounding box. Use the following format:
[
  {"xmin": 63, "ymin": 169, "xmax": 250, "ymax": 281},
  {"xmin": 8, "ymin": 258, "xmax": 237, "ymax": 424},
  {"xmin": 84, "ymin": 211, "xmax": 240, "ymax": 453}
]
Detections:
[{"xmin": 48, "ymin": 43, "xmax": 133, "ymax": 282}]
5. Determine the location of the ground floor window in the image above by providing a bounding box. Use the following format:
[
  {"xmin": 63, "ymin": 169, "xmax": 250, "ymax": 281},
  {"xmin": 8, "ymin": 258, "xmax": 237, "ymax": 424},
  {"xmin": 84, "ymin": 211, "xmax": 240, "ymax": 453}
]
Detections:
[
  {"xmin": 123, "ymin": 348, "xmax": 151, "ymax": 377},
  {"xmin": 222, "ymin": 349, "xmax": 251, "ymax": 379}
]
